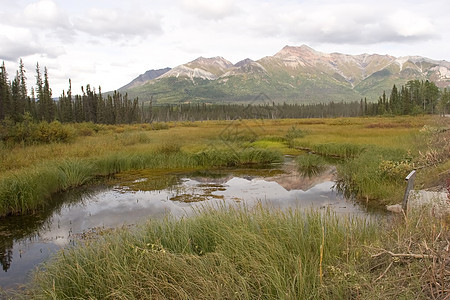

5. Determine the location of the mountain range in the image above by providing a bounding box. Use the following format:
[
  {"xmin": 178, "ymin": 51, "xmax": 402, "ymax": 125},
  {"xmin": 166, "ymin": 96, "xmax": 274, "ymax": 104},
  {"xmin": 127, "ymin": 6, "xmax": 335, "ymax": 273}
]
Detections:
[{"xmin": 117, "ymin": 45, "xmax": 450, "ymax": 104}]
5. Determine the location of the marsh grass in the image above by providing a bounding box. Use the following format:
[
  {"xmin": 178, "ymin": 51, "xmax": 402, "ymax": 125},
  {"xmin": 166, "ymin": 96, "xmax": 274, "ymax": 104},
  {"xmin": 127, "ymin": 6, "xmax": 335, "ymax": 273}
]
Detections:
[
  {"xmin": 27, "ymin": 207, "xmax": 370, "ymax": 299},
  {"xmin": 156, "ymin": 141, "xmax": 182, "ymax": 154},
  {"xmin": 0, "ymin": 148, "xmax": 282, "ymax": 216},
  {"xmin": 0, "ymin": 116, "xmax": 440, "ymax": 215},
  {"xmin": 56, "ymin": 159, "xmax": 95, "ymax": 190},
  {"xmin": 193, "ymin": 148, "xmax": 282, "ymax": 167},
  {"xmin": 27, "ymin": 206, "xmax": 447, "ymax": 299},
  {"xmin": 119, "ymin": 131, "xmax": 151, "ymax": 146},
  {"xmin": 310, "ymin": 143, "xmax": 366, "ymax": 158},
  {"xmin": 285, "ymin": 126, "xmax": 307, "ymax": 148},
  {"xmin": 296, "ymin": 154, "xmax": 327, "ymax": 177},
  {"xmin": 335, "ymin": 147, "xmax": 410, "ymax": 204}
]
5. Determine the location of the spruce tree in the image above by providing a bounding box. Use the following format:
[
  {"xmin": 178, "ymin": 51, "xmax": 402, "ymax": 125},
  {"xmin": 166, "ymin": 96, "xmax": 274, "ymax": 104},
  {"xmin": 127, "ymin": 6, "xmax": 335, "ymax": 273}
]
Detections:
[
  {"xmin": 11, "ymin": 72, "xmax": 21, "ymax": 121},
  {"xmin": 0, "ymin": 62, "xmax": 11, "ymax": 121},
  {"xmin": 42, "ymin": 67, "xmax": 55, "ymax": 122},
  {"xmin": 18, "ymin": 59, "xmax": 27, "ymax": 116},
  {"xmin": 35, "ymin": 63, "xmax": 44, "ymax": 120}
]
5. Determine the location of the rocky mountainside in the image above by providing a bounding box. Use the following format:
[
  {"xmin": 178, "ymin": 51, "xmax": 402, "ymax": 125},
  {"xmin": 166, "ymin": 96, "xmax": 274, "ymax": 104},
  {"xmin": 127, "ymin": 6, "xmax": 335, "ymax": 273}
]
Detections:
[
  {"xmin": 119, "ymin": 67, "xmax": 171, "ymax": 91},
  {"xmin": 117, "ymin": 45, "xmax": 450, "ymax": 104}
]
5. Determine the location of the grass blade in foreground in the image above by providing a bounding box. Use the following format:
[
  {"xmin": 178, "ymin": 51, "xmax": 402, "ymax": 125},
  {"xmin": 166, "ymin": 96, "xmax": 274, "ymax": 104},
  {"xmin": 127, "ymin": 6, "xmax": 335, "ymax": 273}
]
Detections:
[{"xmin": 27, "ymin": 206, "xmax": 448, "ymax": 299}]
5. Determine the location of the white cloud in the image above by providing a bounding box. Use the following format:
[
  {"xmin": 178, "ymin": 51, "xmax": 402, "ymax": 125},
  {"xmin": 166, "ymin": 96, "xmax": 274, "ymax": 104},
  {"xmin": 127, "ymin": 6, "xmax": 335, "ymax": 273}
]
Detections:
[
  {"xmin": 181, "ymin": 0, "xmax": 238, "ymax": 20},
  {"xmin": 73, "ymin": 7, "xmax": 162, "ymax": 40},
  {"xmin": 246, "ymin": 2, "xmax": 439, "ymax": 45},
  {"xmin": 23, "ymin": 0, "xmax": 70, "ymax": 29},
  {"xmin": 0, "ymin": 25, "xmax": 41, "ymax": 61},
  {"xmin": 1, "ymin": 0, "xmax": 449, "ymax": 97},
  {"xmin": 388, "ymin": 11, "xmax": 435, "ymax": 39}
]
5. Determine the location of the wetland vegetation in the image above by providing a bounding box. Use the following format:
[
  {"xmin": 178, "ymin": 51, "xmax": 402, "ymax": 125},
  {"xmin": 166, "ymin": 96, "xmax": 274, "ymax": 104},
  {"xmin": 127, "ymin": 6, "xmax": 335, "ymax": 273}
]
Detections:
[
  {"xmin": 26, "ymin": 206, "xmax": 448, "ymax": 299},
  {"xmin": 0, "ymin": 115, "xmax": 449, "ymax": 298}
]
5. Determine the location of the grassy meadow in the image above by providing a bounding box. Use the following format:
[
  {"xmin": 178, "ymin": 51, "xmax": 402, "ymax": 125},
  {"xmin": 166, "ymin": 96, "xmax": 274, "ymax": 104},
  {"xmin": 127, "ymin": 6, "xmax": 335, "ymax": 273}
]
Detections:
[
  {"xmin": 1, "ymin": 115, "xmax": 449, "ymax": 298},
  {"xmin": 1, "ymin": 115, "xmax": 448, "ymax": 217},
  {"xmin": 0, "ymin": 116, "xmax": 449, "ymax": 216}
]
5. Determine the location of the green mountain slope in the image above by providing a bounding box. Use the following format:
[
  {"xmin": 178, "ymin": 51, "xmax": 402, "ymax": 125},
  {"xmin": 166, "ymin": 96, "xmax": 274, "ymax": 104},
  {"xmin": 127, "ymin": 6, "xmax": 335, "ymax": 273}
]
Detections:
[{"xmin": 117, "ymin": 45, "xmax": 450, "ymax": 104}]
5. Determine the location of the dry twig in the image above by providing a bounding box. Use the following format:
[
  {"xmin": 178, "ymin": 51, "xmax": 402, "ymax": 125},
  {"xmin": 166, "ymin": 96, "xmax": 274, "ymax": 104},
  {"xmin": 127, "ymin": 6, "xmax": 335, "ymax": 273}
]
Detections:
[{"xmin": 371, "ymin": 250, "xmax": 435, "ymax": 259}]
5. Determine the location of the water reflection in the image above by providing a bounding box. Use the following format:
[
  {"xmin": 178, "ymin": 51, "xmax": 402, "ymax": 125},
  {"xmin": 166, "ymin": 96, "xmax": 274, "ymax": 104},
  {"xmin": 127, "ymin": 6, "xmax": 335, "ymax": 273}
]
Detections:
[{"xmin": 0, "ymin": 161, "xmax": 375, "ymax": 290}]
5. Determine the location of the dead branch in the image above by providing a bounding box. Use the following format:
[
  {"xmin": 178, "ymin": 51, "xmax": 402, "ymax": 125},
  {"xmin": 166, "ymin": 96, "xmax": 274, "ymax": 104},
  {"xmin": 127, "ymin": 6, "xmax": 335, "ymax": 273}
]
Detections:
[
  {"xmin": 374, "ymin": 261, "xmax": 394, "ymax": 283},
  {"xmin": 371, "ymin": 250, "xmax": 435, "ymax": 259}
]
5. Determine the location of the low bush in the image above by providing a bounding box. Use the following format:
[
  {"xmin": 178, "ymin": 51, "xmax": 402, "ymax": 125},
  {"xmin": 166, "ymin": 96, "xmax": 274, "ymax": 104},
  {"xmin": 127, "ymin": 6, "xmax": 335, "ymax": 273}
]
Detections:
[
  {"xmin": 285, "ymin": 126, "xmax": 307, "ymax": 148},
  {"xmin": 151, "ymin": 122, "xmax": 170, "ymax": 130},
  {"xmin": 0, "ymin": 117, "xmax": 76, "ymax": 146},
  {"xmin": 156, "ymin": 142, "xmax": 182, "ymax": 154},
  {"xmin": 120, "ymin": 131, "xmax": 151, "ymax": 146}
]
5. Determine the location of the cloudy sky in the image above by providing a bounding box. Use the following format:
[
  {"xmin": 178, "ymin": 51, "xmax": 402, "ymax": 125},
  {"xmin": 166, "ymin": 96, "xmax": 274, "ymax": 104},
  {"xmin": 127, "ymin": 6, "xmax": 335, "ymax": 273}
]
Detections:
[{"xmin": 1, "ymin": 0, "xmax": 449, "ymax": 96}]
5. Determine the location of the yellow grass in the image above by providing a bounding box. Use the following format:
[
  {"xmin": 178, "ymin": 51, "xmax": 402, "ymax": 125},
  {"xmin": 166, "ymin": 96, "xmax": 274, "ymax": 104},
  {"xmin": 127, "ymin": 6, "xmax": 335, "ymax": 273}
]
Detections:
[{"xmin": 0, "ymin": 116, "xmax": 432, "ymax": 178}]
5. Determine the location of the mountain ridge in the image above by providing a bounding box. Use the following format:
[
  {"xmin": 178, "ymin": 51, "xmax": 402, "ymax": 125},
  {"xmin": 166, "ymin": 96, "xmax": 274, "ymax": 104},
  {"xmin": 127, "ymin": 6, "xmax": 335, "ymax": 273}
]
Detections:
[
  {"xmin": 117, "ymin": 45, "xmax": 450, "ymax": 104},
  {"xmin": 119, "ymin": 67, "xmax": 171, "ymax": 91}
]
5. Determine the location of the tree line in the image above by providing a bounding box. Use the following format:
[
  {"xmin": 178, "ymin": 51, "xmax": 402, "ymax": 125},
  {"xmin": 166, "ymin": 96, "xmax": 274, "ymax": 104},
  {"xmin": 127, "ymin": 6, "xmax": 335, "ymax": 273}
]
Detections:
[
  {"xmin": 0, "ymin": 60, "xmax": 141, "ymax": 124},
  {"xmin": 1, "ymin": 61, "xmax": 449, "ymax": 126},
  {"xmin": 374, "ymin": 80, "xmax": 449, "ymax": 116}
]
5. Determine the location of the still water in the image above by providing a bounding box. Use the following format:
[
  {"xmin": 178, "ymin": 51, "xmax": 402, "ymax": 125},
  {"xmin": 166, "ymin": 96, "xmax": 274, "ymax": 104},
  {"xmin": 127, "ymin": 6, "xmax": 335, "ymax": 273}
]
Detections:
[{"xmin": 0, "ymin": 159, "xmax": 374, "ymax": 290}]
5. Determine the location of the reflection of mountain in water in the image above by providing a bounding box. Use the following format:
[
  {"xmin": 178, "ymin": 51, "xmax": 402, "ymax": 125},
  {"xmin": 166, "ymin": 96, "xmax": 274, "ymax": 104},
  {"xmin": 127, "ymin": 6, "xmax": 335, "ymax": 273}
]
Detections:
[
  {"xmin": 189, "ymin": 164, "xmax": 337, "ymax": 192},
  {"xmin": 265, "ymin": 165, "xmax": 337, "ymax": 191}
]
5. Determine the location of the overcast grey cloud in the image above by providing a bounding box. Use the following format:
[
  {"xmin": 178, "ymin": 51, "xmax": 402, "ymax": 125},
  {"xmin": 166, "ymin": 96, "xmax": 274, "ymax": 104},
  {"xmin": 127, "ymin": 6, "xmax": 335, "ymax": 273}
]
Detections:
[
  {"xmin": 0, "ymin": 0, "xmax": 449, "ymax": 96},
  {"xmin": 73, "ymin": 8, "xmax": 162, "ymax": 40}
]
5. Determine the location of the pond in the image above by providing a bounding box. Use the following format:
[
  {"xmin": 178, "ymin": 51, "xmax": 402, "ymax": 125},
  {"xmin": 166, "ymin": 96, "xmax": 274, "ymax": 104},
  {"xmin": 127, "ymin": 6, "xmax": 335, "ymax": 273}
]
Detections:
[{"xmin": 0, "ymin": 157, "xmax": 377, "ymax": 291}]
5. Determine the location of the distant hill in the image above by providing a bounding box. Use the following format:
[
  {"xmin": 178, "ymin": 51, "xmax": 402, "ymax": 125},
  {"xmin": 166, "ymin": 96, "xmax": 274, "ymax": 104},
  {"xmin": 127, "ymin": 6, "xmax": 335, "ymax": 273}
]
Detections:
[
  {"xmin": 116, "ymin": 45, "xmax": 450, "ymax": 104},
  {"xmin": 118, "ymin": 67, "xmax": 171, "ymax": 91}
]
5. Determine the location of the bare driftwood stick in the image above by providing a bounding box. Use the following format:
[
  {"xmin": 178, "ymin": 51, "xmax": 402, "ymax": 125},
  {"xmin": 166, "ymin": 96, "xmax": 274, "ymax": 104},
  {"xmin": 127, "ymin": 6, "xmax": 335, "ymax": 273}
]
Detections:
[{"xmin": 371, "ymin": 250, "xmax": 435, "ymax": 259}]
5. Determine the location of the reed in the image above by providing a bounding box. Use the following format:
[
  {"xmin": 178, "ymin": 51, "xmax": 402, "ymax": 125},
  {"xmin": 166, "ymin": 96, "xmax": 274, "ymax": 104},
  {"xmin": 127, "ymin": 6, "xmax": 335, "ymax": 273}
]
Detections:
[
  {"xmin": 285, "ymin": 126, "xmax": 307, "ymax": 148},
  {"xmin": 296, "ymin": 154, "xmax": 327, "ymax": 177},
  {"xmin": 0, "ymin": 116, "xmax": 443, "ymax": 215},
  {"xmin": 27, "ymin": 206, "xmax": 447, "ymax": 299},
  {"xmin": 0, "ymin": 148, "xmax": 282, "ymax": 216},
  {"xmin": 335, "ymin": 146, "xmax": 409, "ymax": 204},
  {"xmin": 310, "ymin": 143, "xmax": 366, "ymax": 158},
  {"xmin": 27, "ymin": 207, "xmax": 372, "ymax": 299}
]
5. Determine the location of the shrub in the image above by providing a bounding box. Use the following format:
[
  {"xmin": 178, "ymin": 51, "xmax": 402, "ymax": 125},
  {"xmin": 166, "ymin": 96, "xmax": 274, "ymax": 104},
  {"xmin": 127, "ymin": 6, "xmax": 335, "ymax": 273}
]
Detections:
[
  {"xmin": 378, "ymin": 159, "xmax": 414, "ymax": 181},
  {"xmin": 32, "ymin": 121, "xmax": 76, "ymax": 144},
  {"xmin": 336, "ymin": 147, "xmax": 408, "ymax": 203},
  {"xmin": 120, "ymin": 132, "xmax": 151, "ymax": 146},
  {"xmin": 73, "ymin": 122, "xmax": 100, "ymax": 136},
  {"xmin": 0, "ymin": 118, "xmax": 76, "ymax": 145},
  {"xmin": 156, "ymin": 142, "xmax": 182, "ymax": 154},
  {"xmin": 151, "ymin": 122, "xmax": 170, "ymax": 130},
  {"xmin": 285, "ymin": 126, "xmax": 307, "ymax": 148}
]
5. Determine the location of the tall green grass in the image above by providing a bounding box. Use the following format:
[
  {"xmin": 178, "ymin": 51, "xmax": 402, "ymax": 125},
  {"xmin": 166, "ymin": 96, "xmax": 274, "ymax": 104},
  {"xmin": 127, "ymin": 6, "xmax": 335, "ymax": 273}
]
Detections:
[
  {"xmin": 193, "ymin": 148, "xmax": 282, "ymax": 167},
  {"xmin": 27, "ymin": 207, "xmax": 369, "ymax": 299},
  {"xmin": 335, "ymin": 146, "xmax": 411, "ymax": 205},
  {"xmin": 0, "ymin": 148, "xmax": 282, "ymax": 217},
  {"xmin": 310, "ymin": 143, "xmax": 366, "ymax": 158},
  {"xmin": 27, "ymin": 206, "xmax": 447, "ymax": 299},
  {"xmin": 296, "ymin": 154, "xmax": 327, "ymax": 177},
  {"xmin": 285, "ymin": 126, "xmax": 307, "ymax": 148}
]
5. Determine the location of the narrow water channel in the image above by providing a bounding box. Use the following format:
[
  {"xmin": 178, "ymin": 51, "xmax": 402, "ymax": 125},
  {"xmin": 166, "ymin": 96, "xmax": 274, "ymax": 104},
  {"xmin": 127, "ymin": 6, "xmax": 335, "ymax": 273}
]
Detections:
[{"xmin": 0, "ymin": 158, "xmax": 376, "ymax": 290}]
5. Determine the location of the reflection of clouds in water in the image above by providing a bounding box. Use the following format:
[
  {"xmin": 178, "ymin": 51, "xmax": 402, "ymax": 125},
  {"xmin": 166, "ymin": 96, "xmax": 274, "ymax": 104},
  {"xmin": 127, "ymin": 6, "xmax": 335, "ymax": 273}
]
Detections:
[
  {"xmin": 1, "ymin": 171, "xmax": 368, "ymax": 289},
  {"xmin": 212, "ymin": 177, "xmax": 363, "ymax": 213},
  {"xmin": 1, "ymin": 242, "xmax": 60, "ymax": 289}
]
